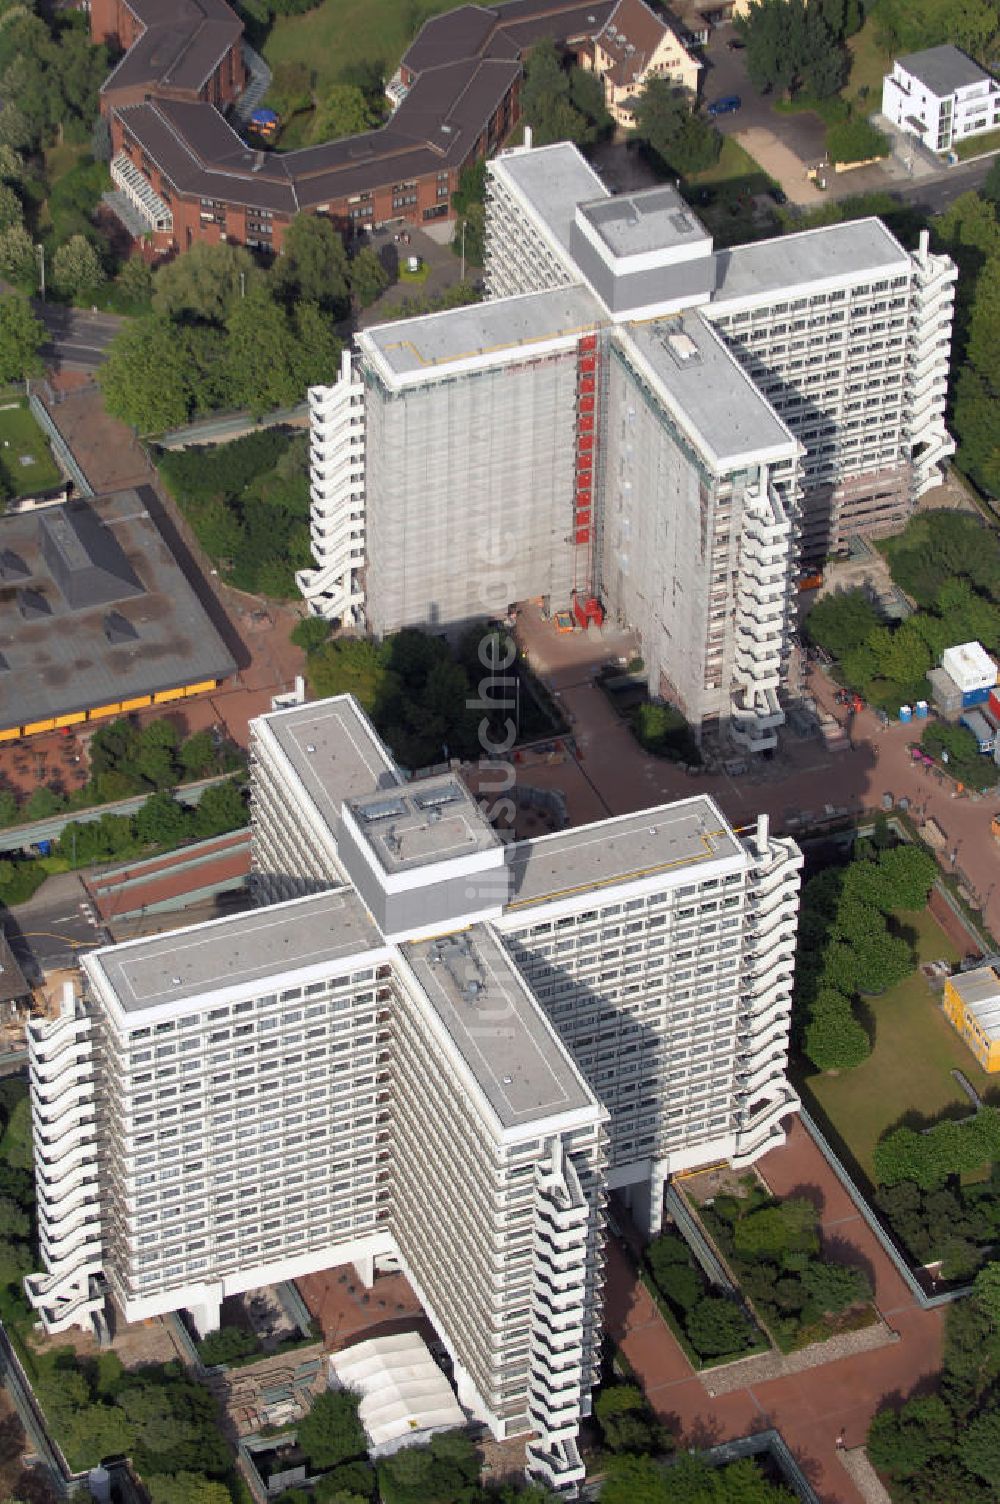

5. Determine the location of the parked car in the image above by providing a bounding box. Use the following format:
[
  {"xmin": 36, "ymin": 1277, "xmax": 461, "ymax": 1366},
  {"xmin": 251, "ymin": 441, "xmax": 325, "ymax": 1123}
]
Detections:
[
  {"xmin": 726, "ymin": 37, "xmax": 745, "ymax": 48},
  {"xmin": 708, "ymin": 95, "xmax": 742, "ymax": 115},
  {"xmin": 769, "ymin": 185, "xmax": 788, "ymax": 205}
]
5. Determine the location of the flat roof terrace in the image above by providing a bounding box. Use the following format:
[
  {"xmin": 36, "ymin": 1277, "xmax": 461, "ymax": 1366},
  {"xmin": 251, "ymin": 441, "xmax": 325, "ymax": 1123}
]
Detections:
[
  {"xmin": 359, "ymin": 284, "xmax": 604, "ymax": 385},
  {"xmin": 348, "ymin": 775, "xmax": 500, "ymax": 875},
  {"xmin": 88, "ymin": 887, "xmax": 383, "ymax": 1015},
  {"xmin": 404, "ymin": 924, "xmax": 598, "ymax": 1131},
  {"xmin": 504, "ymin": 795, "xmax": 744, "ymax": 910},
  {"xmin": 256, "ymin": 695, "xmax": 400, "ymax": 839}
]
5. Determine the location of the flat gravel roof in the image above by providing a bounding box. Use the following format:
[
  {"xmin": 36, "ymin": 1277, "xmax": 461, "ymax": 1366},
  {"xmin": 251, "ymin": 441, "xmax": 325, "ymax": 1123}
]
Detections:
[
  {"xmin": 711, "ymin": 218, "xmax": 910, "ymax": 306},
  {"xmin": 404, "ymin": 924, "xmax": 597, "ymax": 1131},
  {"xmin": 0, "ymin": 488, "xmax": 234, "ymax": 731},
  {"xmin": 624, "ymin": 314, "xmax": 798, "ymax": 468},
  {"xmin": 260, "ymin": 695, "xmax": 401, "ymax": 838},
  {"xmin": 361, "ymin": 284, "xmax": 604, "ymax": 382},
  {"xmin": 89, "ymin": 888, "xmax": 383, "ymax": 1014},
  {"xmin": 506, "ymin": 795, "xmax": 743, "ymax": 909}
]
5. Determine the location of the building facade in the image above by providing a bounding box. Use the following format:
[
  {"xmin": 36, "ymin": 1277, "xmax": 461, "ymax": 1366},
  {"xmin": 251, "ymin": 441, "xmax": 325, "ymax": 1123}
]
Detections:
[
  {"xmin": 28, "ymin": 693, "xmax": 801, "ymax": 1492},
  {"xmin": 578, "ymin": 0, "xmax": 700, "ymax": 125},
  {"xmin": 300, "ymin": 140, "xmax": 955, "ymax": 752},
  {"xmin": 882, "ymin": 45, "xmax": 1000, "ymax": 153}
]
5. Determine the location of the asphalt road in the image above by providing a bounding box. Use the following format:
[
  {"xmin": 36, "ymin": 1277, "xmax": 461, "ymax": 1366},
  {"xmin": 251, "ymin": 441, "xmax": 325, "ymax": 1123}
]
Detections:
[
  {"xmin": 36, "ymin": 303, "xmax": 123, "ymax": 370},
  {"xmin": 5, "ymin": 873, "xmax": 104, "ymax": 979}
]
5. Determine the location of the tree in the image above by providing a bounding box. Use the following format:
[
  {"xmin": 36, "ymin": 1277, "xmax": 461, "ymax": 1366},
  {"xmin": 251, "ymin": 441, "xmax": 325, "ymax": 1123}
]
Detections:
[
  {"xmin": 272, "ymin": 213, "xmax": 350, "ymax": 312},
  {"xmin": 377, "ymin": 1430, "xmax": 478, "ymax": 1504},
  {"xmin": 958, "ymin": 1408, "xmax": 1000, "ymax": 1484},
  {"xmin": 593, "ymin": 1385, "xmax": 670, "ymax": 1455},
  {"xmin": 269, "ymin": 59, "xmax": 314, "ymax": 116},
  {"xmin": 656, "ymin": 1261, "xmax": 702, "ymax": 1311},
  {"xmin": 348, "ymin": 246, "xmax": 388, "ymax": 308},
  {"xmin": 630, "ymin": 78, "xmax": 720, "ymax": 176},
  {"xmin": 804, "ymin": 991, "xmax": 870, "ymax": 1071},
  {"xmin": 805, "ymin": 589, "xmax": 880, "ymax": 660},
  {"xmin": 684, "ymin": 1296, "xmax": 752, "ymax": 1357},
  {"xmin": 309, "ymin": 83, "xmax": 379, "ymax": 142},
  {"xmin": 733, "ymin": 1199, "xmax": 819, "ymax": 1263},
  {"xmin": 0, "ymin": 792, "xmax": 20, "ymax": 828},
  {"xmin": 873, "ymin": 844, "xmax": 938, "ymax": 911},
  {"xmin": 195, "ymin": 1325, "xmax": 259, "ymax": 1366},
  {"xmin": 520, "ymin": 39, "xmax": 588, "ymax": 145},
  {"xmin": 135, "ymin": 792, "xmax": 190, "ymax": 848},
  {"xmin": 191, "ymin": 779, "xmax": 247, "ymax": 839},
  {"xmin": 0, "ymin": 223, "xmax": 36, "ymax": 283},
  {"xmin": 24, "ymin": 786, "xmax": 63, "ymax": 820},
  {"xmin": 115, "ymin": 255, "xmax": 153, "ymax": 307},
  {"xmin": 52, "ymin": 235, "xmax": 105, "ymax": 301},
  {"xmin": 291, "ymin": 616, "xmax": 331, "ymax": 653},
  {"xmin": 154, "ymin": 241, "xmax": 261, "ymax": 325},
  {"xmin": 867, "ymin": 1395, "xmax": 953, "ymax": 1479},
  {"xmin": 737, "ymin": 0, "xmax": 847, "ymax": 98},
  {"xmin": 146, "ymin": 1475, "xmax": 232, "ymax": 1504},
  {"xmin": 600, "ymin": 1453, "xmax": 668, "ymax": 1504},
  {"xmin": 800, "ymin": 1259, "xmax": 870, "ymax": 1313},
  {"xmin": 973, "ymin": 1261, "xmax": 1000, "ymax": 1326},
  {"xmin": 178, "ymin": 731, "xmax": 216, "ymax": 778},
  {"xmin": 223, "ymin": 287, "xmax": 299, "ymax": 416},
  {"xmin": 99, "ymin": 314, "xmax": 193, "ymax": 432},
  {"xmin": 0, "ymin": 1196, "xmax": 29, "ymax": 1240},
  {"xmin": 874, "ymin": 0, "xmax": 997, "ymax": 61},
  {"xmin": 0, "ymin": 292, "xmax": 44, "ymax": 382}
]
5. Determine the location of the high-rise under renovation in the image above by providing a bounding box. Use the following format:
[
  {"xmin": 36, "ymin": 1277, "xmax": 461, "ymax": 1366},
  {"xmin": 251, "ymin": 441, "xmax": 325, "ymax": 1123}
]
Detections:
[
  {"xmin": 27, "ymin": 693, "xmax": 801, "ymax": 1492},
  {"xmin": 300, "ymin": 139, "xmax": 955, "ymax": 754}
]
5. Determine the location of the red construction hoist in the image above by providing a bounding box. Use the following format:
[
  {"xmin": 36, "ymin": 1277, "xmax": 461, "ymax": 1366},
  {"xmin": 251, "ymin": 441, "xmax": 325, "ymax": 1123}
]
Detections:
[{"xmin": 572, "ymin": 334, "xmax": 604, "ymax": 630}]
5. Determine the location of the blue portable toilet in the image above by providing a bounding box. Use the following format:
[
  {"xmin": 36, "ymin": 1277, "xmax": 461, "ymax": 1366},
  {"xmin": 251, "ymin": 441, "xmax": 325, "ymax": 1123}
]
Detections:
[
  {"xmin": 914, "ymin": 700, "xmax": 928, "ymax": 719},
  {"xmin": 899, "ymin": 704, "xmax": 912, "ymax": 723}
]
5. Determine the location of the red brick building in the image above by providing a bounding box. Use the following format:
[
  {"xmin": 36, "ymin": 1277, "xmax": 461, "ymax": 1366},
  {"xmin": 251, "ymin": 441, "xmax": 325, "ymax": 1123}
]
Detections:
[{"xmin": 97, "ymin": 0, "xmax": 613, "ymax": 255}]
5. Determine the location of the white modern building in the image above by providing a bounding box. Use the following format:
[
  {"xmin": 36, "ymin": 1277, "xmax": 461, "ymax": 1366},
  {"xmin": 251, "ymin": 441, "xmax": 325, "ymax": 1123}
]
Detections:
[
  {"xmin": 299, "ymin": 139, "xmax": 955, "ymax": 752},
  {"xmin": 27, "ymin": 692, "xmax": 802, "ymax": 1493},
  {"xmin": 882, "ymin": 45, "xmax": 1000, "ymax": 154}
]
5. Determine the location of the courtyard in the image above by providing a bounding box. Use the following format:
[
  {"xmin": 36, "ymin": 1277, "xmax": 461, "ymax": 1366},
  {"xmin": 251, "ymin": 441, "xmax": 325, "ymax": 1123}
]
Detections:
[{"xmin": 800, "ymin": 906, "xmax": 989, "ymax": 1186}]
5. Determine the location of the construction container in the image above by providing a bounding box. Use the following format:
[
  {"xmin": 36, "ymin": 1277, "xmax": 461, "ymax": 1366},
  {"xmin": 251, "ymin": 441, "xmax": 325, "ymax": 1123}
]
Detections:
[
  {"xmin": 942, "ymin": 641, "xmax": 997, "ymax": 696},
  {"xmin": 927, "ymin": 666, "xmax": 963, "ymax": 714},
  {"xmin": 960, "ymin": 708, "xmax": 996, "ymax": 753},
  {"xmin": 963, "ymin": 685, "xmax": 991, "ymax": 708}
]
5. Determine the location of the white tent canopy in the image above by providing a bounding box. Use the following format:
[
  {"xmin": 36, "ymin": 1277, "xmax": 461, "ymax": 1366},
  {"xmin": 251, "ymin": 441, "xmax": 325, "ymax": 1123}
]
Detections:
[{"xmin": 328, "ymin": 1331, "xmax": 465, "ymax": 1453}]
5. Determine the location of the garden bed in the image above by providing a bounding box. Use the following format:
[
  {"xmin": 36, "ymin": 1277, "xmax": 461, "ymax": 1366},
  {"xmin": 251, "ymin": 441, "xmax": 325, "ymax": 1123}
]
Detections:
[
  {"xmin": 642, "ymin": 1230, "xmax": 769, "ymax": 1368},
  {"xmin": 694, "ymin": 1178, "xmax": 878, "ymax": 1354}
]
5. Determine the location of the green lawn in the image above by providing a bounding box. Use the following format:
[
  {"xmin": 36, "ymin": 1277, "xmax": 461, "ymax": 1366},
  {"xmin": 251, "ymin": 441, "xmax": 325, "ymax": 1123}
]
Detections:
[
  {"xmin": 0, "ymin": 404, "xmax": 61, "ymax": 497},
  {"xmin": 683, "ymin": 139, "xmax": 781, "ymax": 246},
  {"xmin": 842, "ymin": 15, "xmax": 891, "ymax": 109},
  {"xmin": 799, "ymin": 907, "xmax": 992, "ymax": 1186},
  {"xmin": 955, "ymin": 126, "xmax": 1000, "ymax": 160},
  {"xmin": 263, "ymin": 0, "xmax": 458, "ymax": 95}
]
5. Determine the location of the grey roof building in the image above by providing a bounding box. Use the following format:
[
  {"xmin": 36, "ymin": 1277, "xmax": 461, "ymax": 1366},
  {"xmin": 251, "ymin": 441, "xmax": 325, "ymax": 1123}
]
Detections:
[{"xmin": 0, "ymin": 489, "xmax": 235, "ymax": 735}]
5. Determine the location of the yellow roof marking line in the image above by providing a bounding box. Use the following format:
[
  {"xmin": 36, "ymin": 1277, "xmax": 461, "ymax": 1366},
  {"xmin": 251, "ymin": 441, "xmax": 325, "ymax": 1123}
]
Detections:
[{"xmin": 506, "ymin": 828, "xmax": 729, "ymax": 911}]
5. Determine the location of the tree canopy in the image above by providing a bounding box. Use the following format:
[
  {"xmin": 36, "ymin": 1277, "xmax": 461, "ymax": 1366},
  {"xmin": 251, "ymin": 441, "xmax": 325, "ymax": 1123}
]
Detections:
[
  {"xmin": 630, "ymin": 78, "xmax": 720, "ymax": 177},
  {"xmin": 0, "ymin": 292, "xmax": 45, "ymax": 383}
]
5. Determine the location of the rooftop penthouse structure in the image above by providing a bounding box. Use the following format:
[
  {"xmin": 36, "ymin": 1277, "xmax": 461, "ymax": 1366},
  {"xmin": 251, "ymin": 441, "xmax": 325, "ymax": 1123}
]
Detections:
[
  {"xmin": 27, "ymin": 693, "xmax": 801, "ymax": 1493},
  {"xmin": 300, "ymin": 140, "xmax": 955, "ymax": 756}
]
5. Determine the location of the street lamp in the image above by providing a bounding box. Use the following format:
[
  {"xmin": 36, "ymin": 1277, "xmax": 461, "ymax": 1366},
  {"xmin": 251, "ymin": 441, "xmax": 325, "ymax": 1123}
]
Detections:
[
  {"xmin": 460, "ymin": 218, "xmax": 466, "ymax": 284},
  {"xmin": 34, "ymin": 243, "xmax": 45, "ymax": 302}
]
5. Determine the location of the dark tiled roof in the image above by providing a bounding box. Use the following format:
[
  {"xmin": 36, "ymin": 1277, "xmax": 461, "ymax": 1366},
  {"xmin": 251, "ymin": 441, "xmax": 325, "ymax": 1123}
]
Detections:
[
  {"xmin": 103, "ymin": 0, "xmax": 242, "ymax": 98},
  {"xmin": 111, "ymin": 0, "xmax": 618, "ymax": 216},
  {"xmin": 596, "ymin": 0, "xmax": 671, "ymax": 88}
]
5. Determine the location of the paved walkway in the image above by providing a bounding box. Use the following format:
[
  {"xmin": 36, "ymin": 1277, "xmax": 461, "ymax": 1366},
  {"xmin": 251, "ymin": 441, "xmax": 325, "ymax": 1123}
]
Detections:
[{"xmin": 604, "ymin": 1119, "xmax": 945, "ymax": 1504}]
